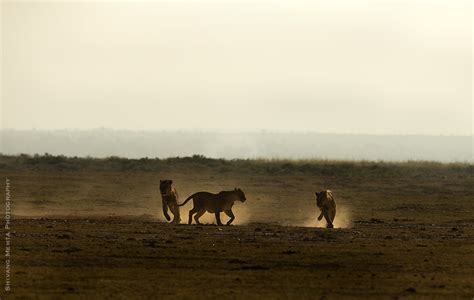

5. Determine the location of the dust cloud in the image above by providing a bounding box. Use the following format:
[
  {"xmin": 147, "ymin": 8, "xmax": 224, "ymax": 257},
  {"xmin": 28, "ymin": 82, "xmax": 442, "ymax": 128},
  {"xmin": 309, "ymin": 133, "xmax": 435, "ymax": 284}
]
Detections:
[
  {"xmin": 227, "ymin": 203, "xmax": 251, "ymax": 225},
  {"xmin": 16, "ymin": 170, "xmax": 352, "ymax": 229},
  {"xmin": 301, "ymin": 204, "xmax": 353, "ymax": 229},
  {"xmin": 173, "ymin": 196, "xmax": 351, "ymax": 228}
]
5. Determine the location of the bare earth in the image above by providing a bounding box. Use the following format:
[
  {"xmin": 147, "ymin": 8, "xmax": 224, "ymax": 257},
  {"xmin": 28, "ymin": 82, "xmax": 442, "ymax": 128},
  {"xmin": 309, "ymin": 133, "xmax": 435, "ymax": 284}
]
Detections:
[{"xmin": 1, "ymin": 162, "xmax": 473, "ymax": 299}]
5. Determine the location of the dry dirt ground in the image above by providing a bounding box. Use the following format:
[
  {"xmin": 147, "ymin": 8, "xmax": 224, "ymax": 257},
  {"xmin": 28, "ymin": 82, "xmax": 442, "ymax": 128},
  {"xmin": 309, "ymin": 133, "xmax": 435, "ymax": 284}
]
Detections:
[{"xmin": 1, "ymin": 163, "xmax": 473, "ymax": 299}]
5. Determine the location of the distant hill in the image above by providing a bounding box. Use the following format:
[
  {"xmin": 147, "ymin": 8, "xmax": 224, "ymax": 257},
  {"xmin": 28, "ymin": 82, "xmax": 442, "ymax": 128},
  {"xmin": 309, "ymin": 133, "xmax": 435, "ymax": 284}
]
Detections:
[{"xmin": 0, "ymin": 129, "xmax": 472, "ymax": 162}]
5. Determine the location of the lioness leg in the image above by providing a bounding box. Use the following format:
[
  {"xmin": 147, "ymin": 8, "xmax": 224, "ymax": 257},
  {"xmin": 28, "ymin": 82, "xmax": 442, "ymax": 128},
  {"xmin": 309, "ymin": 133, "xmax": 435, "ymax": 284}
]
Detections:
[
  {"xmin": 323, "ymin": 208, "xmax": 334, "ymax": 228},
  {"xmin": 224, "ymin": 209, "xmax": 235, "ymax": 225},
  {"xmin": 169, "ymin": 203, "xmax": 180, "ymax": 224},
  {"xmin": 317, "ymin": 211, "xmax": 324, "ymax": 221},
  {"xmin": 162, "ymin": 201, "xmax": 171, "ymax": 221},
  {"xmin": 329, "ymin": 206, "xmax": 336, "ymax": 225},
  {"xmin": 194, "ymin": 210, "xmax": 205, "ymax": 225},
  {"xmin": 215, "ymin": 212, "xmax": 224, "ymax": 226},
  {"xmin": 188, "ymin": 208, "xmax": 197, "ymax": 225}
]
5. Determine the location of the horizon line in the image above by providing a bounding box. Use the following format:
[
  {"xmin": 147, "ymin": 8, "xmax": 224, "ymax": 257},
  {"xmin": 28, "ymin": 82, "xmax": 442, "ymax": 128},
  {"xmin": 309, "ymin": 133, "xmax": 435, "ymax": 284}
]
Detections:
[{"xmin": 0, "ymin": 128, "xmax": 472, "ymax": 137}]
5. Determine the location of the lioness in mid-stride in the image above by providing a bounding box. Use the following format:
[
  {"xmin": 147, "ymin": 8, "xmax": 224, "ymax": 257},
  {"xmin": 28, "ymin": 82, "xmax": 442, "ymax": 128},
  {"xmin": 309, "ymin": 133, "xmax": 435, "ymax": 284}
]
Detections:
[
  {"xmin": 159, "ymin": 180, "xmax": 180, "ymax": 224},
  {"xmin": 179, "ymin": 188, "xmax": 247, "ymax": 225},
  {"xmin": 315, "ymin": 190, "xmax": 336, "ymax": 228}
]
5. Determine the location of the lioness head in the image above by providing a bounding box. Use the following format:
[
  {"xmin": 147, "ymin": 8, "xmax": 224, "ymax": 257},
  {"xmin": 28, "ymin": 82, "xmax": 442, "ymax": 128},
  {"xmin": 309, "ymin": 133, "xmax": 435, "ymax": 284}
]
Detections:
[
  {"xmin": 315, "ymin": 191, "xmax": 326, "ymax": 208},
  {"xmin": 234, "ymin": 188, "xmax": 246, "ymax": 202},
  {"xmin": 160, "ymin": 179, "xmax": 173, "ymax": 195}
]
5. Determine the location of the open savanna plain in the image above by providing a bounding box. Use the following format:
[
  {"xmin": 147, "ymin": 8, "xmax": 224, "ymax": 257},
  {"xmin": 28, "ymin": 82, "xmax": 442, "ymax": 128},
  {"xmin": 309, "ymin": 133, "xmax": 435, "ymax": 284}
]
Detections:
[{"xmin": 0, "ymin": 154, "xmax": 473, "ymax": 299}]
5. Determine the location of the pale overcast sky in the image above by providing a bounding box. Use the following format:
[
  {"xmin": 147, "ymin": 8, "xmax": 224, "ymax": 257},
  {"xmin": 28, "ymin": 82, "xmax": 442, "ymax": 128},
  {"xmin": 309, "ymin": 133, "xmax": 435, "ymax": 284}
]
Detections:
[{"xmin": 1, "ymin": 0, "xmax": 472, "ymax": 134}]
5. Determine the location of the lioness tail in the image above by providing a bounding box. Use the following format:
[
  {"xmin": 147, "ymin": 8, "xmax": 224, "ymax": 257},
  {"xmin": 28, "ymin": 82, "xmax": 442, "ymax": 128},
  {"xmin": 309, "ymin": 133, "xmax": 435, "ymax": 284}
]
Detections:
[{"xmin": 178, "ymin": 194, "xmax": 196, "ymax": 206}]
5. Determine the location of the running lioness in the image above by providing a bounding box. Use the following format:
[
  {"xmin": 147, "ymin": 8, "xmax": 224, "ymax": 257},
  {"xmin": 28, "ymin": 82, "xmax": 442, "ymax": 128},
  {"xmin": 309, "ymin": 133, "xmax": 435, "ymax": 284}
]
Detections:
[
  {"xmin": 159, "ymin": 180, "xmax": 180, "ymax": 224},
  {"xmin": 179, "ymin": 188, "xmax": 247, "ymax": 225},
  {"xmin": 315, "ymin": 190, "xmax": 336, "ymax": 228}
]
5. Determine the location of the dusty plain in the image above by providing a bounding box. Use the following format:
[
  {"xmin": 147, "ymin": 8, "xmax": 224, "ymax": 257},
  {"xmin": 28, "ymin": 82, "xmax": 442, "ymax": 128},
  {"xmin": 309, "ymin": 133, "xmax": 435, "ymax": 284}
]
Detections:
[{"xmin": 0, "ymin": 155, "xmax": 472, "ymax": 299}]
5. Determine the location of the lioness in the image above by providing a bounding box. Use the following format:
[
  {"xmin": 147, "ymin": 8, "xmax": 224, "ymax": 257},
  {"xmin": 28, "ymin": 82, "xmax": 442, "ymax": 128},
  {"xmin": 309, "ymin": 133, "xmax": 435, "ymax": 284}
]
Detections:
[
  {"xmin": 179, "ymin": 188, "xmax": 246, "ymax": 225},
  {"xmin": 315, "ymin": 190, "xmax": 336, "ymax": 228},
  {"xmin": 159, "ymin": 180, "xmax": 180, "ymax": 224}
]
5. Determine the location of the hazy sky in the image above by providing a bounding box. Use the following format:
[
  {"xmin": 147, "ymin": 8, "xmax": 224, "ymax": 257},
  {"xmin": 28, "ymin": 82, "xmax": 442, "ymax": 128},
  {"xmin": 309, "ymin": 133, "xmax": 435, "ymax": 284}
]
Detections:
[{"xmin": 1, "ymin": 0, "xmax": 472, "ymax": 134}]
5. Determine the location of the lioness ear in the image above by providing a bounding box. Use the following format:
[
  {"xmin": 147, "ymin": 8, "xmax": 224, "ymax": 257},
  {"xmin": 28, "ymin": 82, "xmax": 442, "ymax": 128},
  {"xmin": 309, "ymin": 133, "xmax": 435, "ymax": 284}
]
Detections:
[
  {"xmin": 169, "ymin": 180, "xmax": 173, "ymax": 184},
  {"xmin": 234, "ymin": 187, "xmax": 238, "ymax": 191}
]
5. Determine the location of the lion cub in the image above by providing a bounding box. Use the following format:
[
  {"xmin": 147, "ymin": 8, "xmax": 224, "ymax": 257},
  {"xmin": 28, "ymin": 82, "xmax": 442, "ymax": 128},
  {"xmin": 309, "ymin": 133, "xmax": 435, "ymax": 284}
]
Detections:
[{"xmin": 315, "ymin": 190, "xmax": 336, "ymax": 228}]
